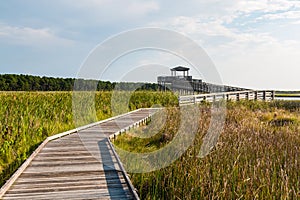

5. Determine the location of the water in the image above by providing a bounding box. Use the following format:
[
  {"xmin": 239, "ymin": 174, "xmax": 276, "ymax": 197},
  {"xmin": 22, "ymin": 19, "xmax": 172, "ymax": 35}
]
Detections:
[{"xmin": 275, "ymin": 96, "xmax": 300, "ymax": 101}]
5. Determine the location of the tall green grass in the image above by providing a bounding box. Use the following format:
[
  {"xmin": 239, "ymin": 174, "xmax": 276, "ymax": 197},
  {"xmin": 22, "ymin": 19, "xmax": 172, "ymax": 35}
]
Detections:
[
  {"xmin": 0, "ymin": 91, "xmax": 178, "ymax": 187},
  {"xmin": 0, "ymin": 92, "xmax": 74, "ymax": 185},
  {"xmin": 114, "ymin": 101, "xmax": 300, "ymax": 199}
]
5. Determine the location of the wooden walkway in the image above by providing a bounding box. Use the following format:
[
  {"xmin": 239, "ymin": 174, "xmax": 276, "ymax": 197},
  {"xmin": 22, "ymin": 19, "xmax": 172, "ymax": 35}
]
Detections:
[{"xmin": 0, "ymin": 108, "xmax": 158, "ymax": 200}]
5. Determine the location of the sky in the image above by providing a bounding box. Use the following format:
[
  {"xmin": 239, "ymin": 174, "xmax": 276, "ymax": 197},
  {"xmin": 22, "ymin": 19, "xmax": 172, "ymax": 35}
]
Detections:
[{"xmin": 0, "ymin": 0, "xmax": 300, "ymax": 90}]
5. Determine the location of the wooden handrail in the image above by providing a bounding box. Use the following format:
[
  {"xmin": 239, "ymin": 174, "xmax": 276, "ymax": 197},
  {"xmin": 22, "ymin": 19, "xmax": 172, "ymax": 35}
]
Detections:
[{"xmin": 179, "ymin": 90, "xmax": 275, "ymax": 104}]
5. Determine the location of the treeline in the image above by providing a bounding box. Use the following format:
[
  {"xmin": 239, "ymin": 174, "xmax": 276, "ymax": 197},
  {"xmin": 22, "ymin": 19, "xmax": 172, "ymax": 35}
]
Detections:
[{"xmin": 0, "ymin": 74, "xmax": 158, "ymax": 91}]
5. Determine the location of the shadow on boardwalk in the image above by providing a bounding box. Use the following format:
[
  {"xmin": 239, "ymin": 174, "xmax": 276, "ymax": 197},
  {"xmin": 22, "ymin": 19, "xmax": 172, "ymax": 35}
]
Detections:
[{"xmin": 98, "ymin": 139, "xmax": 129, "ymax": 199}]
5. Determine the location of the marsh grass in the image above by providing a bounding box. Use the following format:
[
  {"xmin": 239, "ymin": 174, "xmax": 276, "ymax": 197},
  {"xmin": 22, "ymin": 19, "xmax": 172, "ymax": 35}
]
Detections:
[
  {"xmin": 114, "ymin": 101, "xmax": 300, "ymax": 199},
  {"xmin": 0, "ymin": 92, "xmax": 74, "ymax": 186},
  {"xmin": 0, "ymin": 91, "xmax": 178, "ymax": 187}
]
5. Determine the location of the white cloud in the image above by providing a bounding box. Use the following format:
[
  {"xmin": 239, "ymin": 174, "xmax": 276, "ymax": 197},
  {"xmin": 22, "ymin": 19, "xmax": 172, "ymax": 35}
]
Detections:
[
  {"xmin": 126, "ymin": 1, "xmax": 160, "ymax": 15},
  {"xmin": 180, "ymin": 0, "xmax": 300, "ymax": 26},
  {"xmin": 233, "ymin": 0, "xmax": 300, "ymax": 13},
  {"xmin": 258, "ymin": 10, "xmax": 300, "ymax": 20},
  {"xmin": 0, "ymin": 24, "xmax": 74, "ymax": 47},
  {"xmin": 212, "ymin": 39, "xmax": 300, "ymax": 90},
  {"xmin": 62, "ymin": 0, "xmax": 159, "ymax": 18},
  {"xmin": 291, "ymin": 20, "xmax": 300, "ymax": 24},
  {"xmin": 149, "ymin": 15, "xmax": 277, "ymax": 46}
]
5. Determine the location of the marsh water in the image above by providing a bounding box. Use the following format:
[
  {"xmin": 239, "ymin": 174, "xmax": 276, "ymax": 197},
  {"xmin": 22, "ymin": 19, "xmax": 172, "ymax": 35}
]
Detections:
[{"xmin": 276, "ymin": 96, "xmax": 300, "ymax": 101}]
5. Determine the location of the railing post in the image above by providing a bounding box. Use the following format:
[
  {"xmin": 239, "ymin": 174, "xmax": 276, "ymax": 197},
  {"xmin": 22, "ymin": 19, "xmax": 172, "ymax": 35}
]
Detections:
[
  {"xmin": 246, "ymin": 92, "xmax": 249, "ymax": 100},
  {"xmin": 263, "ymin": 91, "xmax": 266, "ymax": 101},
  {"xmin": 236, "ymin": 93, "xmax": 240, "ymax": 101},
  {"xmin": 254, "ymin": 91, "xmax": 258, "ymax": 100}
]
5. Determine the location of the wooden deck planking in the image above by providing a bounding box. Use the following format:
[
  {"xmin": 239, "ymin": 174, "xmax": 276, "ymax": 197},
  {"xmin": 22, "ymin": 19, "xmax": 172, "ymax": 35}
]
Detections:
[{"xmin": 1, "ymin": 108, "xmax": 158, "ymax": 200}]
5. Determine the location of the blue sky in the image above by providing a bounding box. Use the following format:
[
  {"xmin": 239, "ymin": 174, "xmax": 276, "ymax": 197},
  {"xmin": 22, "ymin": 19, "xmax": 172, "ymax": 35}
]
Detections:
[{"xmin": 1, "ymin": 0, "xmax": 300, "ymax": 90}]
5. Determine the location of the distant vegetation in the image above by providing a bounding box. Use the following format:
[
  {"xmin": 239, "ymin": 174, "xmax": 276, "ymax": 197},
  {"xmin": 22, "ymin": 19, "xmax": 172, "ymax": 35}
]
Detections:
[
  {"xmin": 0, "ymin": 91, "xmax": 178, "ymax": 187},
  {"xmin": 275, "ymin": 90, "xmax": 300, "ymax": 98},
  {"xmin": 114, "ymin": 101, "xmax": 300, "ymax": 199},
  {"xmin": 0, "ymin": 74, "xmax": 158, "ymax": 91}
]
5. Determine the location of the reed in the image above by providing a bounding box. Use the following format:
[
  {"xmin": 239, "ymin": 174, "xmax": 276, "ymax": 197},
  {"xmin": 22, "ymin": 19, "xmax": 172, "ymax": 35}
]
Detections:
[{"xmin": 114, "ymin": 100, "xmax": 300, "ymax": 199}]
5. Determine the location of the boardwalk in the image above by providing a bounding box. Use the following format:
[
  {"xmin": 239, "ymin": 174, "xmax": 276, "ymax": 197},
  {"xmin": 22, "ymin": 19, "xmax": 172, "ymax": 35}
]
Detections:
[{"xmin": 0, "ymin": 108, "xmax": 157, "ymax": 200}]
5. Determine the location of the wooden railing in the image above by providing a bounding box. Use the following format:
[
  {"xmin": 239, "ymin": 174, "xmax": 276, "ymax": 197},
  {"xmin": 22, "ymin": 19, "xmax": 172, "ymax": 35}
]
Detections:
[{"xmin": 179, "ymin": 90, "xmax": 275, "ymax": 105}]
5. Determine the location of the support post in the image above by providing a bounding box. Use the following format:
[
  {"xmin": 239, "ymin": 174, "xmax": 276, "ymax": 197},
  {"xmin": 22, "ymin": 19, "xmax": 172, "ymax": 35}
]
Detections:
[{"xmin": 271, "ymin": 91, "xmax": 275, "ymax": 100}]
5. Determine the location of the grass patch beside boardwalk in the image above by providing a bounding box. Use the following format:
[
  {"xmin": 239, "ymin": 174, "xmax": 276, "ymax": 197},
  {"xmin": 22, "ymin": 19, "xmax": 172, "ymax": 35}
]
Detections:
[{"xmin": 114, "ymin": 101, "xmax": 300, "ymax": 199}]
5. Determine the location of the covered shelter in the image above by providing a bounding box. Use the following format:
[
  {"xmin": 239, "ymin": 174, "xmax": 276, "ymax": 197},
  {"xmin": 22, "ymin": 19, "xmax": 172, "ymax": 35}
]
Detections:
[{"xmin": 170, "ymin": 66, "xmax": 190, "ymax": 77}]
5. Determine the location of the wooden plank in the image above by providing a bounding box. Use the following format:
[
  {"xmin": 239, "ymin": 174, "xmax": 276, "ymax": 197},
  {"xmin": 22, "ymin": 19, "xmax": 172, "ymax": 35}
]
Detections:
[
  {"xmin": 19, "ymin": 171, "xmax": 121, "ymax": 180},
  {"xmin": 16, "ymin": 176, "xmax": 126, "ymax": 186},
  {"xmin": 6, "ymin": 184, "xmax": 130, "ymax": 194},
  {"xmin": 3, "ymin": 189, "xmax": 133, "ymax": 199},
  {"xmin": 13, "ymin": 177, "xmax": 127, "ymax": 187}
]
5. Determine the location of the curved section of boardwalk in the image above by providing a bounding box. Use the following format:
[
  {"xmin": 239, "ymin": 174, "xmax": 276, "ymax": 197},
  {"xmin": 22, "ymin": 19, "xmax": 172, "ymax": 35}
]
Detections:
[{"xmin": 1, "ymin": 108, "xmax": 157, "ymax": 200}]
